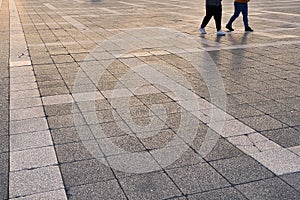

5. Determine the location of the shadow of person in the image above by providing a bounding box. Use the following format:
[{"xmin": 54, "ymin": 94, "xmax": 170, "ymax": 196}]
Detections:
[{"xmin": 227, "ymin": 32, "xmax": 251, "ymax": 82}]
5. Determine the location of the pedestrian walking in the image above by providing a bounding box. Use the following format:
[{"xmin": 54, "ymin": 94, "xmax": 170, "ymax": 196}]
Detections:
[
  {"xmin": 200, "ymin": 0, "xmax": 225, "ymax": 36},
  {"xmin": 226, "ymin": 0, "xmax": 253, "ymax": 32}
]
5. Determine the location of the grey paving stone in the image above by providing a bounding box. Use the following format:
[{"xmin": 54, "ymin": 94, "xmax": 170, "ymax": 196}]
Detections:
[
  {"xmin": 270, "ymin": 111, "xmax": 300, "ymax": 127},
  {"xmin": 67, "ymin": 179, "xmax": 126, "ymax": 200},
  {"xmin": 47, "ymin": 114, "xmax": 84, "ymax": 129},
  {"xmin": 249, "ymin": 100, "xmax": 293, "ymax": 114},
  {"xmin": 163, "ymin": 147, "xmax": 205, "ymax": 170},
  {"xmin": 236, "ymin": 178, "xmax": 300, "ymax": 200},
  {"xmin": 10, "ymin": 117, "xmax": 48, "ymax": 134},
  {"xmin": 39, "ymin": 86, "xmax": 70, "ymax": 96},
  {"xmin": 10, "ymin": 130, "xmax": 53, "ymax": 151},
  {"xmin": 166, "ymin": 163, "xmax": 230, "ymax": 195},
  {"xmin": 232, "ymin": 92, "xmax": 270, "ymax": 104},
  {"xmin": 0, "ymin": 172, "xmax": 8, "ymax": 200},
  {"xmin": 227, "ymin": 103, "xmax": 264, "ymax": 118},
  {"xmin": 10, "ymin": 146, "xmax": 58, "ymax": 171},
  {"xmin": 60, "ymin": 159, "xmax": 114, "ymax": 188},
  {"xmin": 55, "ymin": 142, "xmax": 95, "ymax": 163},
  {"xmin": 211, "ymin": 155, "xmax": 274, "ymax": 185},
  {"xmin": 119, "ymin": 171, "xmax": 182, "ymax": 200},
  {"xmin": 280, "ymin": 172, "xmax": 300, "ymax": 192},
  {"xmin": 50, "ymin": 126, "xmax": 93, "ymax": 145},
  {"xmin": 0, "ymin": 136, "xmax": 8, "ymax": 153},
  {"xmin": 9, "ymin": 166, "xmax": 64, "ymax": 198},
  {"xmin": 187, "ymin": 187, "xmax": 246, "ymax": 200},
  {"xmin": 10, "ymin": 189, "xmax": 67, "ymax": 200},
  {"xmin": 44, "ymin": 103, "xmax": 74, "ymax": 116},
  {"xmin": 10, "ymin": 97, "xmax": 42, "ymax": 110},
  {"xmin": 202, "ymin": 139, "xmax": 245, "ymax": 162},
  {"xmin": 0, "ymin": 153, "xmax": 8, "ymax": 176},
  {"xmin": 239, "ymin": 115, "xmax": 288, "ymax": 132},
  {"xmin": 98, "ymin": 135, "xmax": 146, "ymax": 156},
  {"xmin": 10, "ymin": 106, "xmax": 45, "ymax": 121},
  {"xmin": 261, "ymin": 127, "xmax": 300, "ymax": 148}
]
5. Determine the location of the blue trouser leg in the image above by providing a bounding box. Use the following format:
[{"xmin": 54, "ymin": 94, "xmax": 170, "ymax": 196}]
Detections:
[
  {"xmin": 227, "ymin": 2, "xmax": 245, "ymax": 26},
  {"xmin": 241, "ymin": 3, "xmax": 249, "ymax": 28}
]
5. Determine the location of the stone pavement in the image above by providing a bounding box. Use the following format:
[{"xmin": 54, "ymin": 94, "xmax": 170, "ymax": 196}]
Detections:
[{"xmin": 1, "ymin": 0, "xmax": 300, "ymax": 199}]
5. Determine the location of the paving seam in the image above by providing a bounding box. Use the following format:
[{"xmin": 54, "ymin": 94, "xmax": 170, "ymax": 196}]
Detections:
[{"xmin": 8, "ymin": 0, "xmax": 67, "ymax": 198}]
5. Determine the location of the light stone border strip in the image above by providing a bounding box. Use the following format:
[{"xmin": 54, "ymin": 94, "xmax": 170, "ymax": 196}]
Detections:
[
  {"xmin": 43, "ymin": 3, "xmax": 56, "ymax": 10},
  {"xmin": 9, "ymin": 0, "xmax": 67, "ymax": 199}
]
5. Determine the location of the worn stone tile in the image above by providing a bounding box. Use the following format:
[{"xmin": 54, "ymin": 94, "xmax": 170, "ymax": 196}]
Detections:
[
  {"xmin": 60, "ymin": 159, "xmax": 114, "ymax": 187},
  {"xmin": 10, "ymin": 146, "xmax": 57, "ymax": 171},
  {"xmin": 119, "ymin": 171, "xmax": 181, "ymax": 200},
  {"xmin": 67, "ymin": 179, "xmax": 126, "ymax": 200},
  {"xmin": 55, "ymin": 142, "xmax": 95, "ymax": 163},
  {"xmin": 239, "ymin": 115, "xmax": 288, "ymax": 132},
  {"xmin": 280, "ymin": 172, "xmax": 300, "ymax": 192},
  {"xmin": 227, "ymin": 133, "xmax": 282, "ymax": 155},
  {"xmin": 10, "ymin": 82, "xmax": 37, "ymax": 91},
  {"xmin": 42, "ymin": 94, "xmax": 73, "ymax": 105},
  {"xmin": 203, "ymin": 138, "xmax": 245, "ymax": 161},
  {"xmin": 10, "ymin": 97, "xmax": 42, "ymax": 109},
  {"xmin": 160, "ymin": 147, "xmax": 205, "ymax": 170},
  {"xmin": 10, "ymin": 106, "xmax": 44, "ymax": 121},
  {"xmin": 10, "ymin": 189, "xmax": 67, "ymax": 200},
  {"xmin": 251, "ymin": 148, "xmax": 300, "ymax": 175},
  {"xmin": 261, "ymin": 127, "xmax": 300, "ymax": 148},
  {"xmin": 211, "ymin": 155, "xmax": 274, "ymax": 185},
  {"xmin": 0, "ymin": 136, "xmax": 9, "ymax": 153},
  {"xmin": 236, "ymin": 178, "xmax": 300, "ymax": 200},
  {"xmin": 270, "ymin": 111, "xmax": 300, "ymax": 127},
  {"xmin": 50, "ymin": 125, "xmax": 94, "ymax": 145},
  {"xmin": 166, "ymin": 163, "xmax": 230, "ymax": 195},
  {"xmin": 9, "ymin": 166, "xmax": 64, "ymax": 198},
  {"xmin": 44, "ymin": 103, "xmax": 74, "ymax": 116},
  {"xmin": 10, "ymin": 117, "xmax": 48, "ymax": 134},
  {"xmin": 40, "ymin": 86, "xmax": 70, "ymax": 96},
  {"xmin": 10, "ymin": 89, "xmax": 40, "ymax": 99},
  {"xmin": 209, "ymin": 119, "xmax": 255, "ymax": 137},
  {"xmin": 187, "ymin": 187, "xmax": 246, "ymax": 200},
  {"xmin": 0, "ymin": 171, "xmax": 8, "ymax": 200},
  {"xmin": 10, "ymin": 130, "xmax": 53, "ymax": 151}
]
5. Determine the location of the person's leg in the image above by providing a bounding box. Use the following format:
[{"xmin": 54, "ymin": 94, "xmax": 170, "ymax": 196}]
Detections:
[
  {"xmin": 214, "ymin": 5, "xmax": 222, "ymax": 31},
  {"xmin": 242, "ymin": 3, "xmax": 253, "ymax": 31},
  {"xmin": 242, "ymin": 3, "xmax": 249, "ymax": 28},
  {"xmin": 201, "ymin": 5, "xmax": 214, "ymax": 28},
  {"xmin": 227, "ymin": 2, "xmax": 242, "ymax": 27}
]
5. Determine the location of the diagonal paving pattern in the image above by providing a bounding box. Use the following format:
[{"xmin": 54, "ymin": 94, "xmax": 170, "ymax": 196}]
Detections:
[{"xmin": 3, "ymin": 0, "xmax": 300, "ymax": 199}]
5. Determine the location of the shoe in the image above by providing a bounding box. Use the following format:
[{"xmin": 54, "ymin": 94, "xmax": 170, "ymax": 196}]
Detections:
[
  {"xmin": 245, "ymin": 26, "xmax": 253, "ymax": 32},
  {"xmin": 200, "ymin": 28, "xmax": 206, "ymax": 34},
  {"xmin": 226, "ymin": 24, "xmax": 234, "ymax": 31},
  {"xmin": 217, "ymin": 30, "xmax": 225, "ymax": 36}
]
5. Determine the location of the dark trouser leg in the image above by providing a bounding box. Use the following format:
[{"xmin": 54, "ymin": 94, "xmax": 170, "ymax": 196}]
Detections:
[
  {"xmin": 227, "ymin": 2, "xmax": 242, "ymax": 26},
  {"xmin": 214, "ymin": 5, "xmax": 222, "ymax": 31},
  {"xmin": 201, "ymin": 5, "xmax": 214, "ymax": 28},
  {"xmin": 241, "ymin": 3, "xmax": 249, "ymax": 28}
]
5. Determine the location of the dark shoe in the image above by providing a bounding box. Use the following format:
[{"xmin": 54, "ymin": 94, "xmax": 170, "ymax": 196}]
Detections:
[
  {"xmin": 226, "ymin": 24, "xmax": 234, "ymax": 31},
  {"xmin": 245, "ymin": 27, "xmax": 253, "ymax": 32}
]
